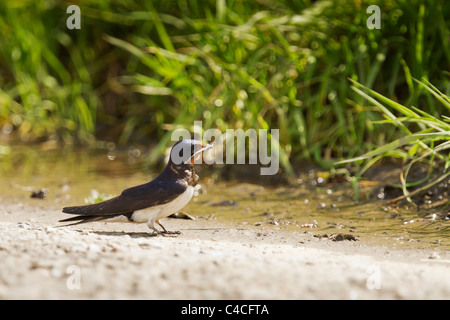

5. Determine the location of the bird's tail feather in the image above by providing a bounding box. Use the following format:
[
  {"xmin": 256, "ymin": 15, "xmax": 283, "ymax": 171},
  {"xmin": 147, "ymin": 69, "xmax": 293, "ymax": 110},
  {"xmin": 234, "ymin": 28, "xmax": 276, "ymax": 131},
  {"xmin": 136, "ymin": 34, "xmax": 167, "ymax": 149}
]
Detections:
[
  {"xmin": 62, "ymin": 199, "xmax": 115, "ymax": 215},
  {"xmin": 58, "ymin": 215, "xmax": 108, "ymax": 226},
  {"xmin": 58, "ymin": 212, "xmax": 134, "ymax": 227}
]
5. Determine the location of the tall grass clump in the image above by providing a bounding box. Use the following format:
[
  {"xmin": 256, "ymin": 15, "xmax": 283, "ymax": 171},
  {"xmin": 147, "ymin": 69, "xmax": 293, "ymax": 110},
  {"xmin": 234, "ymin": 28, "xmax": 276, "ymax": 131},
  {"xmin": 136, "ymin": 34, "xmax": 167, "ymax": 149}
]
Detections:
[{"xmin": 339, "ymin": 79, "xmax": 450, "ymax": 205}]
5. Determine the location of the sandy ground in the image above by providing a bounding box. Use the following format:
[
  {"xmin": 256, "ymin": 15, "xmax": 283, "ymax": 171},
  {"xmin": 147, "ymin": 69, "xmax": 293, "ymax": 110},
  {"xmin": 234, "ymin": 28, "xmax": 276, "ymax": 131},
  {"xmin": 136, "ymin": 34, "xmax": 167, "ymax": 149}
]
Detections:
[{"xmin": 0, "ymin": 201, "xmax": 449, "ymax": 300}]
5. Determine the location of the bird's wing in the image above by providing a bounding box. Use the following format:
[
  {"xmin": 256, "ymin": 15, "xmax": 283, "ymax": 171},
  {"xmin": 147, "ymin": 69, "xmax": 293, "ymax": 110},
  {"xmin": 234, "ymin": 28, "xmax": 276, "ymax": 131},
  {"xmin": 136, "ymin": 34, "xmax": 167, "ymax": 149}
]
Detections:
[{"xmin": 62, "ymin": 178, "xmax": 187, "ymax": 216}]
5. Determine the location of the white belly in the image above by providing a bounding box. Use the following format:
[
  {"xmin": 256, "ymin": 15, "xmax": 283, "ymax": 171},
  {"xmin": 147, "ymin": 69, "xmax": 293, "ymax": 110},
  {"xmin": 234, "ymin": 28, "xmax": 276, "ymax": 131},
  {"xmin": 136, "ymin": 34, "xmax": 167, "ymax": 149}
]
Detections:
[{"xmin": 131, "ymin": 186, "xmax": 194, "ymax": 223}]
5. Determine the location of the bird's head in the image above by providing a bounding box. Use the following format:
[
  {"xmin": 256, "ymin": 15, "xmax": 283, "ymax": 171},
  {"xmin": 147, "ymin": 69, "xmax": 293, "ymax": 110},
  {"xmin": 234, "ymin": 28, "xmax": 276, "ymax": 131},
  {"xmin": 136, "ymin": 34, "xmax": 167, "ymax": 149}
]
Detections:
[{"xmin": 169, "ymin": 139, "xmax": 212, "ymax": 167}]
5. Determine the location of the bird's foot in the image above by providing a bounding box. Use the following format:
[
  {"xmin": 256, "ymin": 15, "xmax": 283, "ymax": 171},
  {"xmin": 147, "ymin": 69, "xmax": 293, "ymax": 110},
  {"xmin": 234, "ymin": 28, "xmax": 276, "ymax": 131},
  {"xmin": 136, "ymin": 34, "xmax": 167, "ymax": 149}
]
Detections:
[
  {"xmin": 149, "ymin": 227, "xmax": 164, "ymax": 237},
  {"xmin": 149, "ymin": 227, "xmax": 181, "ymax": 237},
  {"xmin": 162, "ymin": 230, "xmax": 181, "ymax": 236},
  {"xmin": 156, "ymin": 221, "xmax": 181, "ymax": 236}
]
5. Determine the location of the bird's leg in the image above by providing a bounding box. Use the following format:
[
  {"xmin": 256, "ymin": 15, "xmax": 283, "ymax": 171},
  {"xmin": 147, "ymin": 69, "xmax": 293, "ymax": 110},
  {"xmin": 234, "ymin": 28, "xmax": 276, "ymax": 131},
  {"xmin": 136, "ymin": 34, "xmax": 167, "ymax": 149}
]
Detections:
[
  {"xmin": 147, "ymin": 218, "xmax": 180, "ymax": 236},
  {"xmin": 156, "ymin": 220, "xmax": 181, "ymax": 235},
  {"xmin": 146, "ymin": 219, "xmax": 163, "ymax": 236}
]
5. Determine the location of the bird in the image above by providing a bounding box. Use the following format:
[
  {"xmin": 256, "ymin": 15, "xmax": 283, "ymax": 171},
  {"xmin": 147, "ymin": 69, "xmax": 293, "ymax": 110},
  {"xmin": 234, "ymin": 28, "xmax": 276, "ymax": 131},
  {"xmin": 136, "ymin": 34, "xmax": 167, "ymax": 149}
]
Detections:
[{"xmin": 60, "ymin": 139, "xmax": 212, "ymax": 235}]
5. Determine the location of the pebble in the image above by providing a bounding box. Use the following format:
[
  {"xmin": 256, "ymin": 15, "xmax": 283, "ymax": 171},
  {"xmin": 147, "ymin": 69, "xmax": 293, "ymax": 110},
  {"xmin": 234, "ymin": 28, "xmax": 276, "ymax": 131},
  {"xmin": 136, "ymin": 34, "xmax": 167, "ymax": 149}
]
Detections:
[{"xmin": 428, "ymin": 252, "xmax": 441, "ymax": 260}]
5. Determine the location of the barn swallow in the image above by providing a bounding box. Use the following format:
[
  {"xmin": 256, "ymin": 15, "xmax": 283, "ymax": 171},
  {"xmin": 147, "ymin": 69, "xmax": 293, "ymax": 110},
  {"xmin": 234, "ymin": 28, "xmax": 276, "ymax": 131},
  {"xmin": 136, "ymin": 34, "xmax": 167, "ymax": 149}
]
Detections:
[{"xmin": 60, "ymin": 139, "xmax": 212, "ymax": 235}]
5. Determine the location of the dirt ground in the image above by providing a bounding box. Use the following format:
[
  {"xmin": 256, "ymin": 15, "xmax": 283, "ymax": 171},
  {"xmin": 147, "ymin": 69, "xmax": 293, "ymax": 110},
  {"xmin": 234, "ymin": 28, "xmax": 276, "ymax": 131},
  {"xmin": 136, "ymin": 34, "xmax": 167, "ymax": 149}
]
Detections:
[{"xmin": 0, "ymin": 201, "xmax": 449, "ymax": 300}]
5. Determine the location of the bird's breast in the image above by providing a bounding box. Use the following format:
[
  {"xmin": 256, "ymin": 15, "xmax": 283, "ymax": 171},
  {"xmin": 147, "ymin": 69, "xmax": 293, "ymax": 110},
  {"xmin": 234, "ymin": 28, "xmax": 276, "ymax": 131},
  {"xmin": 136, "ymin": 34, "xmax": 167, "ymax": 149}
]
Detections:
[{"xmin": 131, "ymin": 186, "xmax": 194, "ymax": 223}]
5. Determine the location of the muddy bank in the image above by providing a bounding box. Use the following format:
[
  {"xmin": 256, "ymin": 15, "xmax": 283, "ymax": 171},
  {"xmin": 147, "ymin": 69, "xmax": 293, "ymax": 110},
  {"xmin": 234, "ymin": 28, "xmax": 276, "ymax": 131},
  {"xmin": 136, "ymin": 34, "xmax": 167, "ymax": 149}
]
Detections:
[{"xmin": 0, "ymin": 202, "xmax": 449, "ymax": 299}]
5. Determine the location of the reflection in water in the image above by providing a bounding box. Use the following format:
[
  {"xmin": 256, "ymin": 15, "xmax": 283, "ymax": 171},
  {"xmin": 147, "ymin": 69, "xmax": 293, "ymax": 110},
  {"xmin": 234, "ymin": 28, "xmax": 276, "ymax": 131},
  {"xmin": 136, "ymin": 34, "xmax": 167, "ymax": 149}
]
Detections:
[{"xmin": 0, "ymin": 145, "xmax": 448, "ymax": 250}]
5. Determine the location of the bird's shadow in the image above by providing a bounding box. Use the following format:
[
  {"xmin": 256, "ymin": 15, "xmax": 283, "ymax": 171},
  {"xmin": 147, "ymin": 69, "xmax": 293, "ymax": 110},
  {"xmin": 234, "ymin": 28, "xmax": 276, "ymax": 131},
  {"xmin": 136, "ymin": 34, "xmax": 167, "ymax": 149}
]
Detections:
[
  {"xmin": 71, "ymin": 227, "xmax": 231, "ymax": 239},
  {"xmin": 92, "ymin": 230, "xmax": 158, "ymax": 238}
]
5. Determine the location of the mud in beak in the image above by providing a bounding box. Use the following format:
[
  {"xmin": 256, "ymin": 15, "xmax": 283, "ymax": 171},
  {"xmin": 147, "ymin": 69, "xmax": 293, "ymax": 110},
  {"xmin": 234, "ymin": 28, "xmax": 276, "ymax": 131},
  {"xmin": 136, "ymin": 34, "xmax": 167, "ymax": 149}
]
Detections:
[{"xmin": 187, "ymin": 143, "xmax": 214, "ymax": 165}]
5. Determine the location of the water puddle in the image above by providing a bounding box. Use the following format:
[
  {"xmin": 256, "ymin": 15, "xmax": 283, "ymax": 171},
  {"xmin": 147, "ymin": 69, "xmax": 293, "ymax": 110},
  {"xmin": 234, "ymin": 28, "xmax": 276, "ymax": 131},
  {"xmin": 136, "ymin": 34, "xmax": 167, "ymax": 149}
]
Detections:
[{"xmin": 0, "ymin": 145, "xmax": 448, "ymax": 250}]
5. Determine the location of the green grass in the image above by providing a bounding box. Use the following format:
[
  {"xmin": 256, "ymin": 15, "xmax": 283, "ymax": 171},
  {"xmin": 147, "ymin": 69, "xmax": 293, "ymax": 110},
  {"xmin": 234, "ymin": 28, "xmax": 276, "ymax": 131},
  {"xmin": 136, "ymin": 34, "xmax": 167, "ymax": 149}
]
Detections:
[
  {"xmin": 338, "ymin": 79, "xmax": 450, "ymax": 204},
  {"xmin": 0, "ymin": 0, "xmax": 449, "ymax": 175}
]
